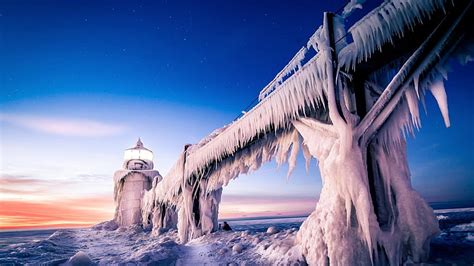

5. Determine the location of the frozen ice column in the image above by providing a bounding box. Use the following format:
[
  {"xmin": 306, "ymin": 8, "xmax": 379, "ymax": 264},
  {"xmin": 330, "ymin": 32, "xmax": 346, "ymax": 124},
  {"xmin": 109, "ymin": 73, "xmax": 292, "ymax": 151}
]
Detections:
[{"xmin": 113, "ymin": 138, "xmax": 162, "ymax": 227}]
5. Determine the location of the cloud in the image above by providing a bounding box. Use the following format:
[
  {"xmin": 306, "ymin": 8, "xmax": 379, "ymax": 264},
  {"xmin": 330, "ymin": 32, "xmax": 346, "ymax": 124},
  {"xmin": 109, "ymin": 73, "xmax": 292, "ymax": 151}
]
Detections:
[
  {"xmin": 0, "ymin": 173, "xmax": 115, "ymax": 230},
  {"xmin": 0, "ymin": 195, "xmax": 114, "ymax": 230},
  {"xmin": 0, "ymin": 113, "xmax": 126, "ymax": 137},
  {"xmin": 0, "ymin": 174, "xmax": 68, "ymax": 188},
  {"xmin": 0, "ymin": 174, "xmax": 66, "ymax": 201},
  {"xmin": 75, "ymin": 173, "xmax": 112, "ymax": 182},
  {"xmin": 0, "ymin": 174, "xmax": 44, "ymax": 185},
  {"xmin": 0, "ymin": 173, "xmax": 112, "ymax": 201}
]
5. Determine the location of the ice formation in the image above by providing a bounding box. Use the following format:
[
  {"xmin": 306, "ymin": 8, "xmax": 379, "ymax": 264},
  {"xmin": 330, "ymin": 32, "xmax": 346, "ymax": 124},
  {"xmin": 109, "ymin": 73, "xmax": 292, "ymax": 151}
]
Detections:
[
  {"xmin": 113, "ymin": 139, "xmax": 162, "ymax": 227},
  {"xmin": 4, "ymin": 209, "xmax": 473, "ymax": 265},
  {"xmin": 340, "ymin": 0, "xmax": 449, "ymax": 71},
  {"xmin": 342, "ymin": 0, "xmax": 365, "ymax": 18},
  {"xmin": 67, "ymin": 251, "xmax": 93, "ymax": 266},
  {"xmin": 140, "ymin": 0, "xmax": 473, "ymax": 264},
  {"xmin": 258, "ymin": 47, "xmax": 308, "ymax": 100}
]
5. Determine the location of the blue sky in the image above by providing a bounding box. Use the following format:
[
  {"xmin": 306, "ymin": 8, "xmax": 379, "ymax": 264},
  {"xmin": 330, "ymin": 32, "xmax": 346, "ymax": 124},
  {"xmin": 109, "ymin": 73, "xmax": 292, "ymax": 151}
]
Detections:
[{"xmin": 0, "ymin": 0, "xmax": 473, "ymax": 228}]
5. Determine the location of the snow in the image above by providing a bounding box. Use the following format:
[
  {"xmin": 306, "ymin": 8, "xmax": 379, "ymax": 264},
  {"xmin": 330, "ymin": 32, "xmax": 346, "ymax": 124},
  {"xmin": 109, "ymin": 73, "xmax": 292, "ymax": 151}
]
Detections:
[
  {"xmin": 92, "ymin": 220, "xmax": 118, "ymax": 231},
  {"xmin": 232, "ymin": 243, "xmax": 243, "ymax": 253},
  {"xmin": 266, "ymin": 226, "xmax": 279, "ymax": 234},
  {"xmin": 437, "ymin": 215, "xmax": 449, "ymax": 220},
  {"xmin": 67, "ymin": 251, "xmax": 93, "ymax": 266}
]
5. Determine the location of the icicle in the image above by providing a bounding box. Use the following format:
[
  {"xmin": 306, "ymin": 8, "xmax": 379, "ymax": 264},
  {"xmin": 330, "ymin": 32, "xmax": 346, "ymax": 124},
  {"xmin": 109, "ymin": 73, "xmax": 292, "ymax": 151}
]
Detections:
[
  {"xmin": 307, "ymin": 26, "xmax": 324, "ymax": 52},
  {"xmin": 301, "ymin": 142, "xmax": 312, "ymax": 173},
  {"xmin": 287, "ymin": 130, "xmax": 300, "ymax": 178},
  {"xmin": 404, "ymin": 86, "xmax": 421, "ymax": 129},
  {"xmin": 430, "ymin": 78, "xmax": 450, "ymax": 127},
  {"xmin": 259, "ymin": 47, "xmax": 308, "ymax": 100},
  {"xmin": 185, "ymin": 130, "xmax": 300, "ymax": 193},
  {"xmin": 413, "ymin": 74, "xmax": 420, "ymax": 97},
  {"xmin": 183, "ymin": 53, "xmax": 329, "ymax": 180},
  {"xmin": 346, "ymin": 0, "xmax": 448, "ymax": 66}
]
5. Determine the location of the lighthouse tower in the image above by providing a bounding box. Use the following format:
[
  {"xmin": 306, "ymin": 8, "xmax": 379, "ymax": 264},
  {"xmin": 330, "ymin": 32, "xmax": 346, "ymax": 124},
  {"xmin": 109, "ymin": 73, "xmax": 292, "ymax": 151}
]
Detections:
[{"xmin": 113, "ymin": 138, "xmax": 162, "ymax": 227}]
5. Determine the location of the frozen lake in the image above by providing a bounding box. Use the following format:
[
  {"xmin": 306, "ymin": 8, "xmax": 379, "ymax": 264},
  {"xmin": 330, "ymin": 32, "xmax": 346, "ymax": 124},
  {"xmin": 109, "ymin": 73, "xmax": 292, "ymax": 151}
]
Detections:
[{"xmin": 0, "ymin": 208, "xmax": 473, "ymax": 265}]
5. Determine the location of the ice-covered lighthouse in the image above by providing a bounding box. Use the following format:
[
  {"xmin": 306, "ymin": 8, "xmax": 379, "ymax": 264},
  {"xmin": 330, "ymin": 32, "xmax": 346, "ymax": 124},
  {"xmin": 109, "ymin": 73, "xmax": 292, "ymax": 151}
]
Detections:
[{"xmin": 113, "ymin": 138, "xmax": 162, "ymax": 227}]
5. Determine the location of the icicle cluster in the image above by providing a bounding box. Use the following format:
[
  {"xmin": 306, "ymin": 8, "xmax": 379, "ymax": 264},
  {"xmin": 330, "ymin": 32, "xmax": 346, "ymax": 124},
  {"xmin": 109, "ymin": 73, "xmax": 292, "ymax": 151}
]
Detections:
[
  {"xmin": 148, "ymin": 0, "xmax": 457, "ymax": 210},
  {"xmin": 363, "ymin": 4, "xmax": 465, "ymax": 149},
  {"xmin": 374, "ymin": 66, "xmax": 451, "ymax": 151},
  {"xmin": 139, "ymin": 2, "xmax": 472, "ymax": 261},
  {"xmin": 204, "ymin": 129, "xmax": 302, "ymax": 193},
  {"xmin": 340, "ymin": 0, "xmax": 448, "ymax": 71},
  {"xmin": 259, "ymin": 47, "xmax": 308, "ymax": 100},
  {"xmin": 259, "ymin": 12, "xmax": 347, "ymax": 102},
  {"xmin": 145, "ymin": 151, "xmax": 187, "ymax": 205},
  {"xmin": 184, "ymin": 53, "xmax": 329, "ymax": 182}
]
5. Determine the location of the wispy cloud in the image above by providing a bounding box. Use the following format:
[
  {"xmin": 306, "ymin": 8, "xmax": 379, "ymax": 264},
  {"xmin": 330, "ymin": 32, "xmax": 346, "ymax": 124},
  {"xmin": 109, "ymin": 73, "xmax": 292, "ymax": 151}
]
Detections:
[
  {"xmin": 75, "ymin": 173, "xmax": 112, "ymax": 182},
  {"xmin": 0, "ymin": 113, "xmax": 126, "ymax": 137},
  {"xmin": 0, "ymin": 195, "xmax": 114, "ymax": 230},
  {"xmin": 0, "ymin": 174, "xmax": 45, "ymax": 185},
  {"xmin": 0, "ymin": 174, "xmax": 68, "ymax": 201},
  {"xmin": 0, "ymin": 173, "xmax": 112, "ymax": 201},
  {"xmin": 0, "ymin": 174, "xmax": 114, "ymax": 230}
]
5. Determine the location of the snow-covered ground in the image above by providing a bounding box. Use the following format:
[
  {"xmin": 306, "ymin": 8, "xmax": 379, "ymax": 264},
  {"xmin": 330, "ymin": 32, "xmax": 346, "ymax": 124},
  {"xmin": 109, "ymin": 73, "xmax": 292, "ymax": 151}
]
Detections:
[{"xmin": 0, "ymin": 209, "xmax": 473, "ymax": 265}]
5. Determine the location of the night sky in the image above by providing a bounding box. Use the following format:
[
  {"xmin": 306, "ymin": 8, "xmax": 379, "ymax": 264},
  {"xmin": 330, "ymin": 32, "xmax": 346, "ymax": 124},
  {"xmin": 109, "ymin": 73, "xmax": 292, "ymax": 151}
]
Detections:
[{"xmin": 1, "ymin": 0, "xmax": 473, "ymax": 229}]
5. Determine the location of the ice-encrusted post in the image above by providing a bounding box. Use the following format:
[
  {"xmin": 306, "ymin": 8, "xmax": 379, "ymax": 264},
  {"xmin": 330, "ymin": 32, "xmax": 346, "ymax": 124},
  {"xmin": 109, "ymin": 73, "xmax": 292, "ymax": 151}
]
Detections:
[
  {"xmin": 177, "ymin": 146, "xmax": 222, "ymax": 243},
  {"xmin": 177, "ymin": 177, "xmax": 222, "ymax": 242},
  {"xmin": 148, "ymin": 202, "xmax": 178, "ymax": 232},
  {"xmin": 293, "ymin": 12, "xmax": 440, "ymax": 265}
]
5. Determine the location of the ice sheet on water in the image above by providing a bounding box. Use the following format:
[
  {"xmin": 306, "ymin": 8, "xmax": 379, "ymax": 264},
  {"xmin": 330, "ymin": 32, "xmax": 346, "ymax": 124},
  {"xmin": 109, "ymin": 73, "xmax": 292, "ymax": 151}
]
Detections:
[
  {"xmin": 429, "ymin": 208, "xmax": 474, "ymax": 264},
  {"xmin": 450, "ymin": 221, "xmax": 474, "ymax": 232},
  {"xmin": 437, "ymin": 215, "xmax": 449, "ymax": 220},
  {"xmin": 466, "ymin": 233, "xmax": 474, "ymax": 242},
  {"xmin": 1, "ymin": 209, "xmax": 473, "ymax": 264}
]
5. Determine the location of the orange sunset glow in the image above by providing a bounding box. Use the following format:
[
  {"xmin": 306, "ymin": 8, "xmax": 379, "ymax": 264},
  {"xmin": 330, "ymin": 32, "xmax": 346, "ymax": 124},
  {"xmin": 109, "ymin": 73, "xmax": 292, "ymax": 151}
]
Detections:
[
  {"xmin": 0, "ymin": 174, "xmax": 115, "ymax": 230},
  {"xmin": 0, "ymin": 197, "xmax": 114, "ymax": 230},
  {"xmin": 0, "ymin": 173, "xmax": 316, "ymax": 230}
]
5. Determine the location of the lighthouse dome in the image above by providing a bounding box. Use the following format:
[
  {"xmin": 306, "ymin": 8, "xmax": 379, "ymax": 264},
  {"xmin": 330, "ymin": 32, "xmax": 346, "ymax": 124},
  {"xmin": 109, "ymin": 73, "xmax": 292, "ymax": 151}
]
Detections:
[{"xmin": 123, "ymin": 138, "xmax": 154, "ymax": 170}]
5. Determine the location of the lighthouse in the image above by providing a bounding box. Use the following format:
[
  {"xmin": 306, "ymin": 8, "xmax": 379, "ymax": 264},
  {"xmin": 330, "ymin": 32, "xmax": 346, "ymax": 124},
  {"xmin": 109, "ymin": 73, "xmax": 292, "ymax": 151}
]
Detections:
[{"xmin": 113, "ymin": 138, "xmax": 162, "ymax": 227}]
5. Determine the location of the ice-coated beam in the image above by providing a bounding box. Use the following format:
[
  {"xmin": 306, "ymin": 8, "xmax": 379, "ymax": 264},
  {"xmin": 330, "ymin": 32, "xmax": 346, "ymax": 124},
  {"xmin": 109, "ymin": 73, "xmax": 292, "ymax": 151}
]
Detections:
[{"xmin": 356, "ymin": 1, "xmax": 471, "ymax": 145}]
